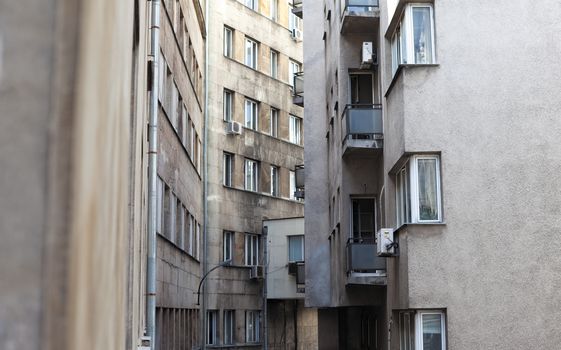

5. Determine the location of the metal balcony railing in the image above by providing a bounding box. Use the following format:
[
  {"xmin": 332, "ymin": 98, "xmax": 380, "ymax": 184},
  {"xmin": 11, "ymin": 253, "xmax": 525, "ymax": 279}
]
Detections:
[
  {"xmin": 343, "ymin": 104, "xmax": 383, "ymax": 142},
  {"xmin": 293, "ymin": 72, "xmax": 304, "ymax": 97},
  {"xmin": 346, "ymin": 238, "xmax": 386, "ymax": 273},
  {"xmin": 295, "ymin": 165, "xmax": 305, "ymax": 189}
]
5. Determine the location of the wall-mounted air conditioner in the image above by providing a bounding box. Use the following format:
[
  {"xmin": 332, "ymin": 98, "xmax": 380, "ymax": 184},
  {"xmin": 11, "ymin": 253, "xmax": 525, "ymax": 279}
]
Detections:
[
  {"xmin": 226, "ymin": 121, "xmax": 242, "ymax": 135},
  {"xmin": 249, "ymin": 265, "xmax": 264, "ymax": 279},
  {"xmin": 361, "ymin": 42, "xmax": 377, "ymax": 68},
  {"xmin": 291, "ymin": 28, "xmax": 303, "ymax": 42},
  {"xmin": 377, "ymin": 228, "xmax": 396, "ymax": 256}
]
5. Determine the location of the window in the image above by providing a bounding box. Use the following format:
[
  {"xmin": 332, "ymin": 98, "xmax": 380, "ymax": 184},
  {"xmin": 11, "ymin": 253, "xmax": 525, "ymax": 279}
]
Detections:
[
  {"xmin": 196, "ymin": 223, "xmax": 201, "ymax": 259},
  {"xmin": 181, "ymin": 105, "xmax": 188, "ymax": 145},
  {"xmin": 223, "ymin": 231, "xmax": 234, "ymax": 262},
  {"xmin": 399, "ymin": 310, "xmax": 446, "ymax": 350},
  {"xmin": 188, "ymin": 215, "xmax": 194, "ymax": 256},
  {"xmin": 245, "ymin": 310, "xmax": 261, "ymax": 343},
  {"xmin": 223, "ymin": 89, "xmax": 233, "ymax": 121},
  {"xmin": 288, "ymin": 235, "xmax": 304, "ymax": 262},
  {"xmin": 396, "ymin": 155, "xmax": 442, "ymax": 226},
  {"xmin": 245, "ymin": 37, "xmax": 258, "ymax": 69},
  {"xmin": 245, "ymin": 233, "xmax": 259, "ymax": 266},
  {"xmin": 224, "ymin": 26, "xmax": 233, "ymax": 58},
  {"xmin": 223, "ymin": 152, "xmax": 233, "ymax": 187},
  {"xmin": 270, "ymin": 166, "xmax": 279, "ymax": 196},
  {"xmin": 156, "ymin": 177, "xmax": 164, "ymax": 234},
  {"xmin": 270, "ymin": 0, "xmax": 278, "ymax": 21},
  {"xmin": 206, "ymin": 310, "xmax": 218, "ymax": 345},
  {"xmin": 352, "ymin": 198, "xmax": 376, "ymax": 240},
  {"xmin": 288, "ymin": 1, "xmax": 301, "ymax": 31},
  {"xmin": 244, "ymin": 0, "xmax": 258, "ymax": 11},
  {"xmin": 270, "ymin": 108, "xmax": 278, "ymax": 137},
  {"xmin": 245, "ymin": 159, "xmax": 259, "ymax": 192},
  {"xmin": 244, "ymin": 99, "xmax": 258, "ymax": 130},
  {"xmin": 270, "ymin": 50, "xmax": 278, "ymax": 78},
  {"xmin": 224, "ymin": 310, "xmax": 235, "ymax": 345},
  {"xmin": 391, "ymin": 4, "xmax": 435, "ymax": 75},
  {"xmin": 289, "ymin": 115, "xmax": 302, "ymax": 144},
  {"xmin": 289, "ymin": 170, "xmax": 296, "ymax": 200},
  {"xmin": 177, "ymin": 203, "xmax": 185, "ymax": 249},
  {"xmin": 288, "ymin": 60, "xmax": 301, "ymax": 87}
]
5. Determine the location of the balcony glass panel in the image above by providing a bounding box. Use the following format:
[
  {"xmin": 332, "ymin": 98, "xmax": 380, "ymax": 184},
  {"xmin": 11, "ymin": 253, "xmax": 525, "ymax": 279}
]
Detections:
[
  {"xmin": 294, "ymin": 72, "xmax": 304, "ymax": 96},
  {"xmin": 345, "ymin": 104, "xmax": 382, "ymax": 140},
  {"xmin": 345, "ymin": 0, "xmax": 379, "ymax": 11},
  {"xmin": 346, "ymin": 238, "xmax": 386, "ymax": 273}
]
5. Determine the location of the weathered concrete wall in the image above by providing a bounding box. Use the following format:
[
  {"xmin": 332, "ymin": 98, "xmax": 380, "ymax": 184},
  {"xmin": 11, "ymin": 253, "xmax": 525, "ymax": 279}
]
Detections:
[
  {"xmin": 267, "ymin": 299, "xmax": 318, "ymax": 350},
  {"xmin": 380, "ymin": 1, "xmax": 561, "ymax": 349}
]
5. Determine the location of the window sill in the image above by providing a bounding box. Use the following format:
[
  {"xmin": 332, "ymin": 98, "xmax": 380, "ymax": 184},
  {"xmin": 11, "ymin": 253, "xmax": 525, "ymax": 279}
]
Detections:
[
  {"xmin": 156, "ymin": 232, "xmax": 201, "ymax": 263},
  {"xmin": 394, "ymin": 221, "xmax": 446, "ymax": 235},
  {"xmin": 223, "ymin": 56, "xmax": 294, "ymax": 90},
  {"xmin": 384, "ymin": 63, "xmax": 439, "ymax": 98},
  {"xmin": 230, "ymin": 123, "xmax": 304, "ymax": 149},
  {"xmin": 223, "ymin": 185, "xmax": 305, "ymax": 204}
]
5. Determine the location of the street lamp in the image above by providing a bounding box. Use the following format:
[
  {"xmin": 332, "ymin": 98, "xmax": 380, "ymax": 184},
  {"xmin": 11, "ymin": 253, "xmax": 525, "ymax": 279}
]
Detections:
[{"xmin": 195, "ymin": 259, "xmax": 232, "ymax": 306}]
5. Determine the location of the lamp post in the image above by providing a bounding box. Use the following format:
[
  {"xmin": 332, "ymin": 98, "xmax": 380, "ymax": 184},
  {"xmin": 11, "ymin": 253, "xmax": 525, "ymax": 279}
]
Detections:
[{"xmin": 196, "ymin": 260, "xmax": 231, "ymax": 306}]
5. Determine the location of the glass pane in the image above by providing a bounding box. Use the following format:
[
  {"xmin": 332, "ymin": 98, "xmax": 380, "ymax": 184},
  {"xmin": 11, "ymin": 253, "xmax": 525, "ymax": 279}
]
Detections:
[
  {"xmin": 289, "ymin": 236, "xmax": 304, "ymax": 261},
  {"xmin": 412, "ymin": 7, "xmax": 433, "ymax": 64},
  {"xmin": 417, "ymin": 159, "xmax": 438, "ymax": 220},
  {"xmin": 422, "ymin": 314, "xmax": 442, "ymax": 350}
]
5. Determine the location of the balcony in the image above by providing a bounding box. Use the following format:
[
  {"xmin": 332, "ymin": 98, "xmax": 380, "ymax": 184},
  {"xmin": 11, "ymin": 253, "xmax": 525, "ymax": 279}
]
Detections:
[
  {"xmin": 292, "ymin": 0, "xmax": 303, "ymax": 19},
  {"xmin": 342, "ymin": 104, "xmax": 383, "ymax": 156},
  {"xmin": 292, "ymin": 72, "xmax": 304, "ymax": 107},
  {"xmin": 346, "ymin": 238, "xmax": 386, "ymax": 285},
  {"xmin": 341, "ymin": 0, "xmax": 380, "ymax": 34},
  {"xmin": 288, "ymin": 261, "xmax": 305, "ymax": 293},
  {"xmin": 295, "ymin": 164, "xmax": 304, "ymax": 199}
]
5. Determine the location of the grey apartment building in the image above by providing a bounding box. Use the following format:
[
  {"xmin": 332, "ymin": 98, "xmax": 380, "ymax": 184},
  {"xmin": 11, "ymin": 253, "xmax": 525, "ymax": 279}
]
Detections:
[
  {"xmin": 203, "ymin": 0, "xmax": 304, "ymax": 348},
  {"xmin": 304, "ymin": 0, "xmax": 561, "ymax": 350}
]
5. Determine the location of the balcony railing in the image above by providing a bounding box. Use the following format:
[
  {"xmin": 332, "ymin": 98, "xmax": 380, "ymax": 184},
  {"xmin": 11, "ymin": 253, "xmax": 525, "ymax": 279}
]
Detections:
[
  {"xmin": 292, "ymin": 0, "xmax": 303, "ymax": 18},
  {"xmin": 342, "ymin": 104, "xmax": 383, "ymax": 153},
  {"xmin": 292, "ymin": 72, "xmax": 304, "ymax": 107},
  {"xmin": 346, "ymin": 238, "xmax": 386, "ymax": 274},
  {"xmin": 341, "ymin": 0, "xmax": 380, "ymax": 34}
]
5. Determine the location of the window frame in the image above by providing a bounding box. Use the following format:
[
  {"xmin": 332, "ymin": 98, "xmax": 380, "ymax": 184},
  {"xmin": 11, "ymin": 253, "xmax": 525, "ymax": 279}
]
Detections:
[
  {"xmin": 270, "ymin": 0, "xmax": 278, "ymax": 21},
  {"xmin": 224, "ymin": 26, "xmax": 233, "ymax": 58},
  {"xmin": 396, "ymin": 155, "xmax": 442, "ymax": 226},
  {"xmin": 244, "ymin": 159, "xmax": 259, "ymax": 192},
  {"xmin": 415, "ymin": 310, "xmax": 446, "ymax": 350},
  {"xmin": 245, "ymin": 310, "xmax": 261, "ymax": 343},
  {"xmin": 223, "ymin": 152, "xmax": 233, "ymax": 187},
  {"xmin": 289, "ymin": 170, "xmax": 296, "ymax": 200},
  {"xmin": 244, "ymin": 233, "xmax": 259, "ymax": 266},
  {"xmin": 245, "ymin": 37, "xmax": 258, "ymax": 69},
  {"xmin": 390, "ymin": 3, "xmax": 436, "ymax": 75},
  {"xmin": 270, "ymin": 108, "xmax": 278, "ymax": 137},
  {"xmin": 288, "ymin": 235, "xmax": 305, "ymax": 262},
  {"xmin": 270, "ymin": 50, "xmax": 278, "ymax": 78},
  {"xmin": 270, "ymin": 165, "xmax": 279, "ymax": 196},
  {"xmin": 289, "ymin": 115, "xmax": 302, "ymax": 145},
  {"xmin": 244, "ymin": 98, "xmax": 258, "ymax": 130},
  {"xmin": 206, "ymin": 310, "xmax": 218, "ymax": 345},
  {"xmin": 351, "ymin": 197, "xmax": 377, "ymax": 240},
  {"xmin": 244, "ymin": 0, "xmax": 258, "ymax": 11},
  {"xmin": 224, "ymin": 310, "xmax": 235, "ymax": 345},
  {"xmin": 288, "ymin": 60, "xmax": 301, "ymax": 88},
  {"xmin": 223, "ymin": 231, "xmax": 234, "ymax": 262},
  {"xmin": 223, "ymin": 89, "xmax": 233, "ymax": 122}
]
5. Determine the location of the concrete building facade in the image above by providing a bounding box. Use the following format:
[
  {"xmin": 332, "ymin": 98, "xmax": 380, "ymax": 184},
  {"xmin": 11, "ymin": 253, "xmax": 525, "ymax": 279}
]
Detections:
[
  {"xmin": 204, "ymin": 0, "xmax": 304, "ymax": 348},
  {"xmin": 304, "ymin": 0, "xmax": 561, "ymax": 349}
]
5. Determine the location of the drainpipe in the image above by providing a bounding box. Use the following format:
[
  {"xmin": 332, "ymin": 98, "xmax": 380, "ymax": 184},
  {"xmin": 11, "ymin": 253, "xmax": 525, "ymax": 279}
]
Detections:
[
  {"xmin": 262, "ymin": 226, "xmax": 269, "ymax": 350},
  {"xmin": 201, "ymin": 0, "xmax": 210, "ymax": 348},
  {"xmin": 146, "ymin": 0, "xmax": 161, "ymax": 348}
]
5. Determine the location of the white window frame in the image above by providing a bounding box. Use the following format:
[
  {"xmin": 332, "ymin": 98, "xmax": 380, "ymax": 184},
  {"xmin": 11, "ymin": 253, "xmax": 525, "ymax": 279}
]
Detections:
[
  {"xmin": 289, "ymin": 170, "xmax": 296, "ymax": 200},
  {"xmin": 396, "ymin": 155, "xmax": 442, "ymax": 226},
  {"xmin": 223, "ymin": 231, "xmax": 234, "ymax": 262},
  {"xmin": 223, "ymin": 152, "xmax": 233, "ymax": 187},
  {"xmin": 245, "ymin": 310, "xmax": 261, "ymax": 343},
  {"xmin": 224, "ymin": 310, "xmax": 235, "ymax": 345},
  {"xmin": 270, "ymin": 0, "xmax": 278, "ymax": 20},
  {"xmin": 270, "ymin": 50, "xmax": 278, "ymax": 78},
  {"xmin": 206, "ymin": 310, "xmax": 218, "ymax": 345},
  {"xmin": 270, "ymin": 166, "xmax": 279, "ymax": 196},
  {"xmin": 245, "ymin": 37, "xmax": 258, "ymax": 69},
  {"xmin": 288, "ymin": 60, "xmax": 301, "ymax": 87},
  {"xmin": 244, "ymin": 99, "xmax": 258, "ymax": 130},
  {"xmin": 224, "ymin": 26, "xmax": 233, "ymax": 58},
  {"xmin": 289, "ymin": 115, "xmax": 302, "ymax": 145},
  {"xmin": 223, "ymin": 89, "xmax": 233, "ymax": 122},
  {"xmin": 244, "ymin": 233, "xmax": 259, "ymax": 266},
  {"xmin": 244, "ymin": 0, "xmax": 258, "ymax": 11},
  {"xmin": 270, "ymin": 108, "xmax": 278, "ymax": 137},
  {"xmin": 245, "ymin": 159, "xmax": 259, "ymax": 192},
  {"xmin": 415, "ymin": 311, "xmax": 446, "ymax": 350},
  {"xmin": 288, "ymin": 235, "xmax": 305, "ymax": 262},
  {"xmin": 288, "ymin": 1, "xmax": 301, "ymax": 31},
  {"xmin": 188, "ymin": 215, "xmax": 194, "ymax": 256},
  {"xmin": 391, "ymin": 3, "xmax": 436, "ymax": 75}
]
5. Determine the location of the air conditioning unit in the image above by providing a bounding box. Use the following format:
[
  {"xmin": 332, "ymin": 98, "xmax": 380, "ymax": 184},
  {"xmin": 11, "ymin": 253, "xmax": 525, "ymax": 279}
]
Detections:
[
  {"xmin": 361, "ymin": 42, "xmax": 376, "ymax": 68},
  {"xmin": 226, "ymin": 121, "xmax": 242, "ymax": 135},
  {"xmin": 377, "ymin": 228, "xmax": 396, "ymax": 256},
  {"xmin": 291, "ymin": 28, "xmax": 303, "ymax": 42},
  {"xmin": 249, "ymin": 265, "xmax": 264, "ymax": 279}
]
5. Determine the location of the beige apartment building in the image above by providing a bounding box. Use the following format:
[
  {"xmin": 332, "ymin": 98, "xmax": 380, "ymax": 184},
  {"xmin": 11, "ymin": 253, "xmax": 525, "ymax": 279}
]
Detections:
[
  {"xmin": 304, "ymin": 0, "xmax": 561, "ymax": 350},
  {"xmin": 204, "ymin": 0, "xmax": 304, "ymax": 348}
]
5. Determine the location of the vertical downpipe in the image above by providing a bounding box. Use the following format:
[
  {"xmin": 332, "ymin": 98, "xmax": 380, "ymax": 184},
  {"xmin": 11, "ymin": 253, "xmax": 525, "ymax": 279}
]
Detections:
[
  {"xmin": 202, "ymin": 0, "xmax": 210, "ymax": 348},
  {"xmin": 146, "ymin": 0, "xmax": 161, "ymax": 348}
]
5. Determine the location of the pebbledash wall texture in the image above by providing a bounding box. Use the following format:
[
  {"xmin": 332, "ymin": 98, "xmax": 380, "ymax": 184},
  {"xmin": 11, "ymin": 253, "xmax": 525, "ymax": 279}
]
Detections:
[{"xmin": 304, "ymin": 0, "xmax": 561, "ymax": 349}]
